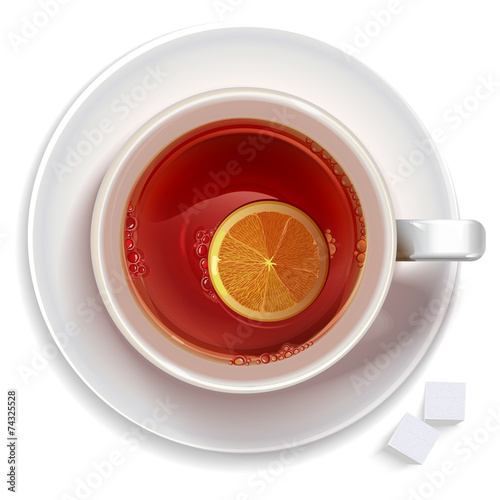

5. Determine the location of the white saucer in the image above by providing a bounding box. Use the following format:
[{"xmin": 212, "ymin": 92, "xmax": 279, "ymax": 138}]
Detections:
[{"xmin": 28, "ymin": 26, "xmax": 458, "ymax": 453}]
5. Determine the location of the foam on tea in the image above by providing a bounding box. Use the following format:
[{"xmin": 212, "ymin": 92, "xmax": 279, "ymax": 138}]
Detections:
[{"xmin": 122, "ymin": 119, "xmax": 366, "ymax": 365}]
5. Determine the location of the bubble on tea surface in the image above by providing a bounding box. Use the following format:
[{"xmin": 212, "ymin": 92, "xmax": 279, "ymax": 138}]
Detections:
[
  {"xmin": 356, "ymin": 239, "xmax": 367, "ymax": 253},
  {"xmin": 194, "ymin": 227, "xmax": 220, "ymax": 299},
  {"xmin": 196, "ymin": 244, "xmax": 208, "ymax": 257},
  {"xmin": 341, "ymin": 175, "xmax": 351, "ymax": 188},
  {"xmin": 260, "ymin": 353, "xmax": 271, "ymax": 364},
  {"xmin": 231, "ymin": 355, "xmax": 247, "ymax": 366},
  {"xmin": 201, "ymin": 277, "xmax": 212, "ymax": 291},
  {"xmin": 325, "ymin": 230, "xmax": 337, "ymax": 258},
  {"xmin": 333, "ymin": 164, "xmax": 344, "ymax": 176},
  {"xmin": 124, "ymin": 202, "xmax": 149, "ymax": 279},
  {"xmin": 127, "ymin": 252, "xmax": 139, "ymax": 264},
  {"xmin": 126, "ymin": 217, "xmax": 137, "ymax": 231},
  {"xmin": 310, "ymin": 142, "xmax": 322, "ymax": 153}
]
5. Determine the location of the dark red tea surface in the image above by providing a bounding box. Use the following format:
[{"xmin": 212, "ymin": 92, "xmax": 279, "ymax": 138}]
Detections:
[{"xmin": 123, "ymin": 119, "xmax": 366, "ymax": 365}]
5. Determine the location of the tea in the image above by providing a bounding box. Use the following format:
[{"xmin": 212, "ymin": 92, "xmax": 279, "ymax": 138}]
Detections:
[{"xmin": 123, "ymin": 119, "xmax": 366, "ymax": 365}]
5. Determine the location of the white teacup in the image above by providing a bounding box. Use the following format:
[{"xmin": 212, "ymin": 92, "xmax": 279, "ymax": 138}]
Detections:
[{"xmin": 91, "ymin": 88, "xmax": 485, "ymax": 393}]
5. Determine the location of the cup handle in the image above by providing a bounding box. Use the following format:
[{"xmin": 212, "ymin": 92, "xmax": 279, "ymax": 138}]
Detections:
[{"xmin": 396, "ymin": 220, "xmax": 486, "ymax": 261}]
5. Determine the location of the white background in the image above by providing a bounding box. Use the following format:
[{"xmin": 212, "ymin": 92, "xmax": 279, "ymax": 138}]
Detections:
[{"xmin": 2, "ymin": 1, "xmax": 499, "ymax": 499}]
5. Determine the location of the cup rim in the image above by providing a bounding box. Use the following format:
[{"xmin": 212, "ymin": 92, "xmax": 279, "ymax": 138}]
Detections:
[{"xmin": 91, "ymin": 87, "xmax": 397, "ymax": 393}]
